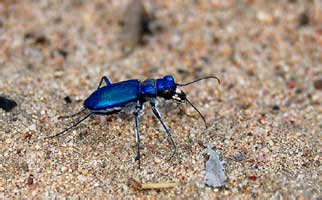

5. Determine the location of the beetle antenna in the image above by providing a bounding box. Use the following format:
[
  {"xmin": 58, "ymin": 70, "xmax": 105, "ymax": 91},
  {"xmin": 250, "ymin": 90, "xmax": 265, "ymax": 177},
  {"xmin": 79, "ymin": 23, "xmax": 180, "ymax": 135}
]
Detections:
[
  {"xmin": 45, "ymin": 112, "xmax": 94, "ymax": 139},
  {"xmin": 185, "ymin": 97, "xmax": 208, "ymax": 129},
  {"xmin": 176, "ymin": 76, "xmax": 220, "ymax": 87},
  {"xmin": 58, "ymin": 108, "xmax": 88, "ymax": 119}
]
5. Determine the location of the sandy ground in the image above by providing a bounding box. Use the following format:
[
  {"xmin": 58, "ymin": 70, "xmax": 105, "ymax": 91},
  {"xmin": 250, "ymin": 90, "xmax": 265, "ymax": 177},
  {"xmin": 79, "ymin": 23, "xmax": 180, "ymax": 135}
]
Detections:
[{"xmin": 0, "ymin": 0, "xmax": 321, "ymax": 199}]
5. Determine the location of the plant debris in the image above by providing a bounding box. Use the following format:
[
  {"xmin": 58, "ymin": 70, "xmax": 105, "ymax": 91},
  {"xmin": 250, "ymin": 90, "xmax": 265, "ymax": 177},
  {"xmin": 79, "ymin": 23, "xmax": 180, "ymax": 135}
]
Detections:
[
  {"xmin": 128, "ymin": 178, "xmax": 179, "ymax": 191},
  {"xmin": 203, "ymin": 145, "xmax": 226, "ymax": 188}
]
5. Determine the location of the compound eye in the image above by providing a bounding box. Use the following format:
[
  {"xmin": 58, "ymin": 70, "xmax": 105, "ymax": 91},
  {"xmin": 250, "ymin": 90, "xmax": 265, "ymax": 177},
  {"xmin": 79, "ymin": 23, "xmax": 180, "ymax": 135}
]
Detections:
[{"xmin": 162, "ymin": 89, "xmax": 173, "ymax": 98}]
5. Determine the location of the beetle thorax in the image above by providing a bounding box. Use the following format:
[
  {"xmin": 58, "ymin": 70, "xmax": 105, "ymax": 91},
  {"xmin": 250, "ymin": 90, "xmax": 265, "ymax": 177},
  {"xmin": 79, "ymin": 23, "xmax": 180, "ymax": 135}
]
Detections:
[{"xmin": 139, "ymin": 75, "xmax": 177, "ymax": 100}]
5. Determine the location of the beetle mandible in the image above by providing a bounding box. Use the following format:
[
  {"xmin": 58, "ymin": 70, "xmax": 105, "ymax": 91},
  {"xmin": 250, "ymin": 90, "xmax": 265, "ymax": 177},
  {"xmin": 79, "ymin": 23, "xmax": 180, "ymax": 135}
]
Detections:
[{"xmin": 47, "ymin": 75, "xmax": 220, "ymax": 166}]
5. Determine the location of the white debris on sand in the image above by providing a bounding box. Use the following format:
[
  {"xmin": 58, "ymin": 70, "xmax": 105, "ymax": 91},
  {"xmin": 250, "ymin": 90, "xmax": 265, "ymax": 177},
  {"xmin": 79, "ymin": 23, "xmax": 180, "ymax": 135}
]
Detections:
[{"xmin": 203, "ymin": 145, "xmax": 226, "ymax": 188}]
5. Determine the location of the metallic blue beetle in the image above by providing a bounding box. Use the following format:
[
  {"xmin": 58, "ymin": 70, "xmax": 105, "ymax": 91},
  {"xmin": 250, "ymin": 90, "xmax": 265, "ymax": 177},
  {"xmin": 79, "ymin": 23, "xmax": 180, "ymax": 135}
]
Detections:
[{"xmin": 47, "ymin": 75, "xmax": 220, "ymax": 166}]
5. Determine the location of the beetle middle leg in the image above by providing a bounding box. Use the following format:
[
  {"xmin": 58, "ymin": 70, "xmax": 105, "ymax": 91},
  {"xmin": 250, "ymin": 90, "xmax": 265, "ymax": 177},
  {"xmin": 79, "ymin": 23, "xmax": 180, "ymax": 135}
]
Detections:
[
  {"xmin": 150, "ymin": 100, "xmax": 177, "ymax": 160},
  {"xmin": 133, "ymin": 102, "xmax": 143, "ymax": 168}
]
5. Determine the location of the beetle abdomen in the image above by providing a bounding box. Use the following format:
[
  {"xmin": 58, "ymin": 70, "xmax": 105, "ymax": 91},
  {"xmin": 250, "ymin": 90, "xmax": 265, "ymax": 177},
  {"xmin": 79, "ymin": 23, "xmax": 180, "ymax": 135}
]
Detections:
[{"xmin": 84, "ymin": 80, "xmax": 140, "ymax": 110}]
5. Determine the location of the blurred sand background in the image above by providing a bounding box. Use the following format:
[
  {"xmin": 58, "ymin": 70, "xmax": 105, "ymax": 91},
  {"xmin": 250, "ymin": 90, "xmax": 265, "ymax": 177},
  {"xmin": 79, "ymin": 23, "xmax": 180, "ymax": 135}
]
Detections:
[{"xmin": 0, "ymin": 0, "xmax": 321, "ymax": 198}]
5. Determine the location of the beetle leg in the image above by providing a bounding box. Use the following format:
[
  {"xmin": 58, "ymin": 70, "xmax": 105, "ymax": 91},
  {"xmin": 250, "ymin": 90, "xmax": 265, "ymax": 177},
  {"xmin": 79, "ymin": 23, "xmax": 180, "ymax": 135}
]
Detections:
[
  {"xmin": 150, "ymin": 100, "xmax": 177, "ymax": 160},
  {"xmin": 133, "ymin": 103, "xmax": 143, "ymax": 168},
  {"xmin": 97, "ymin": 76, "xmax": 112, "ymax": 89},
  {"xmin": 45, "ymin": 112, "xmax": 94, "ymax": 139}
]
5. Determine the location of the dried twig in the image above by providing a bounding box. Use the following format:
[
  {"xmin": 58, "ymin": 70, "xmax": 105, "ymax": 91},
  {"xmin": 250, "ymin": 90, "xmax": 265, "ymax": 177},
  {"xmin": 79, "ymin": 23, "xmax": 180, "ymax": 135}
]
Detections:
[{"xmin": 128, "ymin": 178, "xmax": 179, "ymax": 191}]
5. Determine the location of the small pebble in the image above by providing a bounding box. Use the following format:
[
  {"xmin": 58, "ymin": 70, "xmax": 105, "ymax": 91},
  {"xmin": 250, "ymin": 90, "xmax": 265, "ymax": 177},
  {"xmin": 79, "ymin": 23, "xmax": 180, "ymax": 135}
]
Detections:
[
  {"xmin": 257, "ymin": 11, "xmax": 273, "ymax": 23},
  {"xmin": 5, "ymin": 138, "xmax": 12, "ymax": 144},
  {"xmin": 234, "ymin": 153, "xmax": 246, "ymax": 162},
  {"xmin": 81, "ymin": 169, "xmax": 89, "ymax": 175},
  {"xmin": 27, "ymin": 174, "xmax": 34, "ymax": 185},
  {"xmin": 298, "ymin": 12, "xmax": 310, "ymax": 26},
  {"xmin": 0, "ymin": 95, "xmax": 17, "ymax": 112},
  {"xmin": 313, "ymin": 79, "xmax": 322, "ymax": 90},
  {"xmin": 272, "ymin": 105, "xmax": 280, "ymax": 111},
  {"xmin": 61, "ymin": 166, "xmax": 67, "ymax": 172},
  {"xmin": 24, "ymin": 32, "xmax": 50, "ymax": 45},
  {"xmin": 64, "ymin": 96, "xmax": 72, "ymax": 104},
  {"xmin": 287, "ymin": 80, "xmax": 297, "ymax": 89},
  {"xmin": 78, "ymin": 175, "xmax": 87, "ymax": 182},
  {"xmin": 248, "ymin": 176, "xmax": 257, "ymax": 181},
  {"xmin": 154, "ymin": 157, "xmax": 162, "ymax": 163},
  {"xmin": 21, "ymin": 162, "xmax": 29, "ymax": 172},
  {"xmin": 29, "ymin": 124, "xmax": 36, "ymax": 131},
  {"xmin": 52, "ymin": 49, "xmax": 68, "ymax": 59}
]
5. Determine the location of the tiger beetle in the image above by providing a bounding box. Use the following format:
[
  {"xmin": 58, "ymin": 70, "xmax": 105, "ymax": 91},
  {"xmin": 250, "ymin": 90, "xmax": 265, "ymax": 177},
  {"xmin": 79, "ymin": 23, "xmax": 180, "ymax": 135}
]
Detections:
[{"xmin": 47, "ymin": 75, "xmax": 220, "ymax": 167}]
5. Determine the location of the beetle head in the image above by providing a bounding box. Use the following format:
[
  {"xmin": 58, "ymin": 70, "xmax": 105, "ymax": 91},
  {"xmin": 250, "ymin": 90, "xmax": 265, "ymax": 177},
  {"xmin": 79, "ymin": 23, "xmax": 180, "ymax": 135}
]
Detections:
[{"xmin": 172, "ymin": 88, "xmax": 187, "ymax": 102}]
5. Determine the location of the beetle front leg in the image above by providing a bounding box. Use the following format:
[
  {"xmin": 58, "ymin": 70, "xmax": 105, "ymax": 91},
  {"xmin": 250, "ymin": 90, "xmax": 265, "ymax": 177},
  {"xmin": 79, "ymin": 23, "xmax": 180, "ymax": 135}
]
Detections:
[
  {"xmin": 97, "ymin": 76, "xmax": 112, "ymax": 89},
  {"xmin": 150, "ymin": 100, "xmax": 177, "ymax": 160},
  {"xmin": 133, "ymin": 102, "xmax": 143, "ymax": 168}
]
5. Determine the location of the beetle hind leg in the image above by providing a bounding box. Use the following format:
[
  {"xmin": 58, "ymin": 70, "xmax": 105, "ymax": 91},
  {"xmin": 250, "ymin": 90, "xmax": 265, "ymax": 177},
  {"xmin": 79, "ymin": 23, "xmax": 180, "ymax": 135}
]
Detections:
[{"xmin": 133, "ymin": 103, "xmax": 143, "ymax": 168}]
